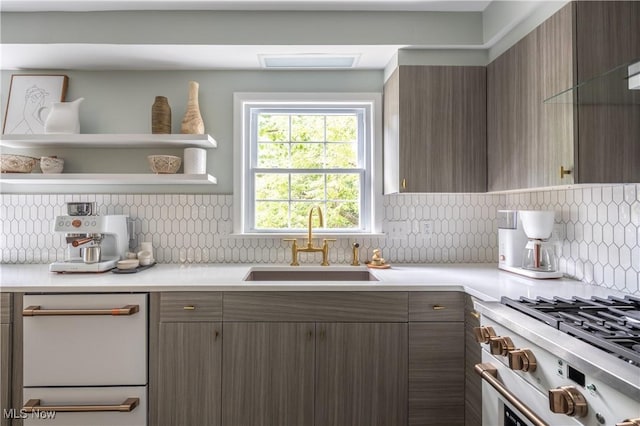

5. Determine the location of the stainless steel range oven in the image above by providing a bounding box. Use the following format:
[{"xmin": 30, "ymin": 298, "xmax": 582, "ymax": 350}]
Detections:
[{"xmin": 474, "ymin": 295, "xmax": 640, "ymax": 426}]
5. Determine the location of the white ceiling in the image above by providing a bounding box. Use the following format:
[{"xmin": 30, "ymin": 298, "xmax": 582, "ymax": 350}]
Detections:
[{"xmin": 0, "ymin": 0, "xmax": 492, "ymax": 12}]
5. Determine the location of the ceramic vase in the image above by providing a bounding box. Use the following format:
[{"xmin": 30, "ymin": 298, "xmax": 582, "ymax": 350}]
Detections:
[
  {"xmin": 44, "ymin": 98, "xmax": 84, "ymax": 134},
  {"xmin": 151, "ymin": 96, "xmax": 171, "ymax": 134},
  {"xmin": 180, "ymin": 81, "xmax": 205, "ymax": 134}
]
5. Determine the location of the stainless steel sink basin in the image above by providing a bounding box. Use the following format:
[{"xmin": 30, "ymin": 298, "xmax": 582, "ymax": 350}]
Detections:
[{"xmin": 243, "ymin": 269, "xmax": 378, "ymax": 281}]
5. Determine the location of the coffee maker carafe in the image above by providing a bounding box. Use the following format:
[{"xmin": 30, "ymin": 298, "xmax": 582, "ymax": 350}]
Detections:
[
  {"xmin": 520, "ymin": 210, "xmax": 557, "ymax": 273},
  {"xmin": 497, "ymin": 209, "xmax": 562, "ymax": 279}
]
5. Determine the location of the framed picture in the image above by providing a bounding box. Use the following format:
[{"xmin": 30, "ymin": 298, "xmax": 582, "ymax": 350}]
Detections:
[{"xmin": 2, "ymin": 74, "xmax": 69, "ymax": 134}]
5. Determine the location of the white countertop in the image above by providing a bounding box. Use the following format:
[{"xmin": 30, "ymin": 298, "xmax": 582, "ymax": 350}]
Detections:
[{"xmin": 0, "ymin": 263, "xmax": 628, "ymax": 302}]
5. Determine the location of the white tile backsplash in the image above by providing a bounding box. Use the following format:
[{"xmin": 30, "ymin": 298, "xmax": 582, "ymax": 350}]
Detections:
[{"xmin": 1, "ymin": 184, "xmax": 639, "ymax": 295}]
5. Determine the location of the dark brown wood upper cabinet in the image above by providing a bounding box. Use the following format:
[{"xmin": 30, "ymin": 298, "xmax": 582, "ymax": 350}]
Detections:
[
  {"xmin": 487, "ymin": 1, "xmax": 640, "ymax": 191},
  {"xmin": 384, "ymin": 65, "xmax": 487, "ymax": 193}
]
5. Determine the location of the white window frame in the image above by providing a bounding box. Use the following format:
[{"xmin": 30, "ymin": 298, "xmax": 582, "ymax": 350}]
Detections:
[{"xmin": 233, "ymin": 92, "xmax": 382, "ymax": 236}]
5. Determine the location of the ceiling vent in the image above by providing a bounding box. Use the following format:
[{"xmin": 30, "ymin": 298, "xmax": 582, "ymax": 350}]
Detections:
[{"xmin": 260, "ymin": 54, "xmax": 360, "ymax": 69}]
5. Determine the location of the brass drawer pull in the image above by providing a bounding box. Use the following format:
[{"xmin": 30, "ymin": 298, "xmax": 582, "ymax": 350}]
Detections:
[
  {"xmin": 23, "ymin": 397, "xmax": 139, "ymax": 413},
  {"xmin": 23, "ymin": 305, "xmax": 139, "ymax": 317},
  {"xmin": 470, "ymin": 311, "xmax": 481, "ymax": 319},
  {"xmin": 432, "ymin": 305, "xmax": 446, "ymax": 310},
  {"xmin": 183, "ymin": 305, "xmax": 196, "ymax": 310}
]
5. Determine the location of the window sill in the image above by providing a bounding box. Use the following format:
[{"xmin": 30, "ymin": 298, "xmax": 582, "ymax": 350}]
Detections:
[{"xmin": 230, "ymin": 232, "xmax": 386, "ymax": 239}]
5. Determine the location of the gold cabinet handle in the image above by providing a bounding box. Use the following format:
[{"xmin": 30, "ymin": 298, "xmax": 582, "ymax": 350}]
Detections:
[
  {"xmin": 470, "ymin": 311, "xmax": 481, "ymax": 319},
  {"xmin": 432, "ymin": 305, "xmax": 446, "ymax": 310},
  {"xmin": 23, "ymin": 305, "xmax": 139, "ymax": 317},
  {"xmin": 183, "ymin": 305, "xmax": 196, "ymax": 310},
  {"xmin": 23, "ymin": 397, "xmax": 139, "ymax": 413},
  {"xmin": 560, "ymin": 166, "xmax": 572, "ymax": 179},
  {"xmin": 475, "ymin": 363, "xmax": 549, "ymax": 426},
  {"xmin": 402, "ymin": 178, "xmax": 407, "ymax": 190}
]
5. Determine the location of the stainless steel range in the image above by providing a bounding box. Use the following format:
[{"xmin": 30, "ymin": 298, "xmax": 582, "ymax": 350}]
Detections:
[
  {"xmin": 475, "ymin": 295, "xmax": 640, "ymax": 426},
  {"xmin": 502, "ymin": 295, "xmax": 640, "ymax": 367}
]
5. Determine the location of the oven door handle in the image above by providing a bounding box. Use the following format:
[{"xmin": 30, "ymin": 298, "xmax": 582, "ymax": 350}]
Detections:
[
  {"xmin": 475, "ymin": 363, "xmax": 550, "ymax": 426},
  {"xmin": 22, "ymin": 304, "xmax": 139, "ymax": 316},
  {"xmin": 23, "ymin": 397, "xmax": 139, "ymax": 413}
]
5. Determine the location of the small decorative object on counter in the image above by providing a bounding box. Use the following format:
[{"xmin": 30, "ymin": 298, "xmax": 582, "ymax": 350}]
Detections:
[
  {"xmin": 40, "ymin": 156, "xmax": 64, "ymax": 174},
  {"xmin": 183, "ymin": 147, "xmax": 207, "ymax": 174},
  {"xmin": 367, "ymin": 248, "xmax": 390, "ymax": 269},
  {"xmin": 44, "ymin": 97, "xmax": 83, "ymax": 134},
  {"xmin": 148, "ymin": 155, "xmax": 181, "ymax": 174},
  {"xmin": 180, "ymin": 81, "xmax": 205, "ymax": 134},
  {"xmin": 151, "ymin": 96, "xmax": 171, "ymax": 134}
]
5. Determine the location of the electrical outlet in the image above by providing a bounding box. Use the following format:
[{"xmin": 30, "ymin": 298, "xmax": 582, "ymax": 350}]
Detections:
[
  {"xmin": 421, "ymin": 220, "xmax": 433, "ymax": 240},
  {"xmin": 387, "ymin": 220, "xmax": 408, "ymax": 241}
]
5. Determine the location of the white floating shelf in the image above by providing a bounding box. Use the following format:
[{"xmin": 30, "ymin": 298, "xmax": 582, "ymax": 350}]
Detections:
[
  {"xmin": 0, "ymin": 134, "xmax": 217, "ymax": 149},
  {"xmin": 0, "ymin": 173, "xmax": 217, "ymax": 185}
]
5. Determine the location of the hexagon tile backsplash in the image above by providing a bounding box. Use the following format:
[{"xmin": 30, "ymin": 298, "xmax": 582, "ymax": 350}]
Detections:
[{"xmin": 1, "ymin": 184, "xmax": 639, "ymax": 295}]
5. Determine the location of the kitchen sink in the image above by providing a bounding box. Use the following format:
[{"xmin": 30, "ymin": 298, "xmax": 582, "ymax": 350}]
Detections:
[{"xmin": 243, "ymin": 268, "xmax": 378, "ymax": 281}]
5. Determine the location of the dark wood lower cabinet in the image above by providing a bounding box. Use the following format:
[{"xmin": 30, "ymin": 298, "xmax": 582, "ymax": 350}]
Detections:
[
  {"xmin": 465, "ymin": 297, "xmax": 482, "ymax": 426},
  {"xmin": 1, "ymin": 293, "xmax": 12, "ymax": 426},
  {"xmin": 315, "ymin": 322, "xmax": 408, "ymax": 426},
  {"xmin": 152, "ymin": 291, "xmax": 472, "ymax": 426},
  {"xmin": 157, "ymin": 322, "xmax": 222, "ymax": 426},
  {"xmin": 0, "ymin": 324, "xmax": 10, "ymax": 426},
  {"xmin": 409, "ymin": 322, "xmax": 465, "ymax": 426},
  {"xmin": 222, "ymin": 322, "xmax": 315, "ymax": 426}
]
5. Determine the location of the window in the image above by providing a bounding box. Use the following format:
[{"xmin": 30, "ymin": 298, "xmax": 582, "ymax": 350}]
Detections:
[{"xmin": 234, "ymin": 93, "xmax": 381, "ymax": 234}]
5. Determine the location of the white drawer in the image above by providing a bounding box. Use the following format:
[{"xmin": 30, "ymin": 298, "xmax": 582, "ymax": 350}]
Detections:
[
  {"xmin": 23, "ymin": 386, "xmax": 147, "ymax": 426},
  {"xmin": 23, "ymin": 294, "xmax": 147, "ymax": 386}
]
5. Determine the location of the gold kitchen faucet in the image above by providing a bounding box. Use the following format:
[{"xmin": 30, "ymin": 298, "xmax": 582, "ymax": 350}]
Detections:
[{"xmin": 284, "ymin": 206, "xmax": 335, "ymax": 266}]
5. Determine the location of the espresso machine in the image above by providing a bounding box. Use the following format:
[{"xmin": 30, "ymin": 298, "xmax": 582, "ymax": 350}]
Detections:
[
  {"xmin": 497, "ymin": 209, "xmax": 562, "ymax": 279},
  {"xmin": 49, "ymin": 202, "xmax": 130, "ymax": 273}
]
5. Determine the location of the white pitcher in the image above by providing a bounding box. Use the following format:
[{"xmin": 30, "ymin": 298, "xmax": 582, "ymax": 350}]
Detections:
[{"xmin": 44, "ymin": 97, "xmax": 84, "ymax": 134}]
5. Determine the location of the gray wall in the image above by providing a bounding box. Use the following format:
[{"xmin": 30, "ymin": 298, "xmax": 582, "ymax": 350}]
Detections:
[{"xmin": 1, "ymin": 69, "xmax": 383, "ymax": 193}]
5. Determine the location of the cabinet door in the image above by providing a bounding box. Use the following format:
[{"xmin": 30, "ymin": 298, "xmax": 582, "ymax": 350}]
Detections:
[
  {"xmin": 464, "ymin": 298, "xmax": 482, "ymax": 426},
  {"xmin": 315, "ymin": 323, "xmax": 408, "ymax": 426},
  {"xmin": 157, "ymin": 322, "xmax": 221, "ymax": 426},
  {"xmin": 222, "ymin": 322, "xmax": 315, "ymax": 426},
  {"xmin": 575, "ymin": 1, "xmax": 640, "ymax": 184},
  {"xmin": 409, "ymin": 322, "xmax": 465, "ymax": 426},
  {"xmin": 384, "ymin": 66, "xmax": 486, "ymax": 193},
  {"xmin": 487, "ymin": 3, "xmax": 575, "ymax": 190},
  {"xmin": 0, "ymin": 323, "xmax": 10, "ymax": 426},
  {"xmin": 0, "ymin": 293, "xmax": 10, "ymax": 426}
]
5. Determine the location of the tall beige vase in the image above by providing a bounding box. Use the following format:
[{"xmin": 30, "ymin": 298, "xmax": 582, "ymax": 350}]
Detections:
[{"xmin": 181, "ymin": 81, "xmax": 205, "ymax": 134}]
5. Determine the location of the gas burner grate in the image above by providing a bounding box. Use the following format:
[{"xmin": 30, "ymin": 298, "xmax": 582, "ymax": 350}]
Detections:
[{"xmin": 501, "ymin": 295, "xmax": 640, "ymax": 366}]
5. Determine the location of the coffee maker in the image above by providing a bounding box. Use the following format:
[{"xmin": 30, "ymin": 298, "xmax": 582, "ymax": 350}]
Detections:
[
  {"xmin": 49, "ymin": 202, "xmax": 130, "ymax": 273},
  {"xmin": 497, "ymin": 209, "xmax": 562, "ymax": 279}
]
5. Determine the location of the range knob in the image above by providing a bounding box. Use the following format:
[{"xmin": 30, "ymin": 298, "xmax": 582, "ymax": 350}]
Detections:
[
  {"xmin": 489, "ymin": 336, "xmax": 515, "ymax": 356},
  {"xmin": 548, "ymin": 386, "xmax": 588, "ymax": 418},
  {"xmin": 617, "ymin": 419, "xmax": 640, "ymax": 426},
  {"xmin": 473, "ymin": 326, "xmax": 496, "ymax": 344},
  {"xmin": 508, "ymin": 348, "xmax": 537, "ymax": 372}
]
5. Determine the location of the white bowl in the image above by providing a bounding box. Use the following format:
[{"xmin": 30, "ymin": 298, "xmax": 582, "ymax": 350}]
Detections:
[
  {"xmin": 116, "ymin": 259, "xmax": 139, "ymax": 270},
  {"xmin": 40, "ymin": 156, "xmax": 64, "ymax": 174}
]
